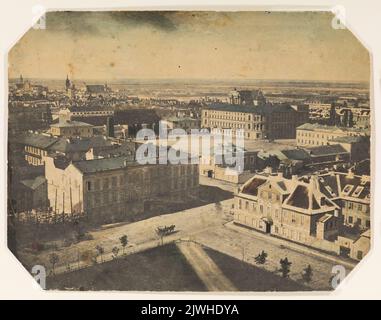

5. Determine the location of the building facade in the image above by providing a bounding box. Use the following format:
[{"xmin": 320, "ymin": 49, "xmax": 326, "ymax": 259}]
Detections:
[
  {"xmin": 202, "ymin": 103, "xmax": 308, "ymax": 140},
  {"xmin": 45, "ymin": 155, "xmax": 199, "ymax": 222},
  {"xmin": 50, "ymin": 120, "xmax": 94, "ymax": 138},
  {"xmin": 296, "ymin": 123, "xmax": 369, "ymax": 147},
  {"xmin": 318, "ymin": 171, "xmax": 370, "ymax": 230},
  {"xmin": 234, "ymin": 173, "xmax": 341, "ymax": 251}
]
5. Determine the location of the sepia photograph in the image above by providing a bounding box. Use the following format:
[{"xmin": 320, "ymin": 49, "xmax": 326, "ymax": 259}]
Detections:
[{"xmin": 6, "ymin": 10, "xmax": 371, "ymax": 292}]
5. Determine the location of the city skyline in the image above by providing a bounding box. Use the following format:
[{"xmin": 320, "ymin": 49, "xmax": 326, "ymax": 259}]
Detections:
[{"xmin": 9, "ymin": 11, "xmax": 370, "ymax": 82}]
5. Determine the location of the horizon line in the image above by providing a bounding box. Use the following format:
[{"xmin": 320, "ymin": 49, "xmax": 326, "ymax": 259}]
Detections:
[{"xmin": 8, "ymin": 77, "xmax": 370, "ymax": 84}]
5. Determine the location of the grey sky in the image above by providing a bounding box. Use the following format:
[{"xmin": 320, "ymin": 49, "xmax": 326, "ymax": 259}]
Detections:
[{"xmin": 8, "ymin": 11, "xmax": 370, "ymax": 82}]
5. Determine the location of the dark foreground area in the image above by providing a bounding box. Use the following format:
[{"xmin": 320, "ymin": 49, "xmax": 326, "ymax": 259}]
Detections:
[{"xmin": 47, "ymin": 243, "xmax": 309, "ymax": 291}]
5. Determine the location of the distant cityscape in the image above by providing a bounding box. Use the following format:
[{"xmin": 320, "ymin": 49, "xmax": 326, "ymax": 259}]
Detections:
[{"xmin": 7, "ymin": 73, "xmax": 371, "ymax": 291}]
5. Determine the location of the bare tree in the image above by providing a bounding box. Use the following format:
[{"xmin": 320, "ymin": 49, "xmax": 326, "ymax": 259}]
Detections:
[
  {"xmin": 96, "ymin": 245, "xmax": 105, "ymax": 263},
  {"xmin": 112, "ymin": 246, "xmax": 119, "ymax": 259},
  {"xmin": 119, "ymin": 235, "xmax": 128, "ymax": 255},
  {"xmin": 49, "ymin": 252, "xmax": 59, "ymax": 275}
]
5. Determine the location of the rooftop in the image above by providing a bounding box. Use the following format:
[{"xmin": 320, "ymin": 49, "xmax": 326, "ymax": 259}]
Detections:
[
  {"xmin": 205, "ymin": 103, "xmax": 294, "ymax": 114},
  {"xmin": 16, "ymin": 132, "xmax": 58, "ymax": 149},
  {"xmin": 51, "ymin": 120, "xmax": 93, "ymax": 128},
  {"xmin": 73, "ymin": 156, "xmax": 137, "ymax": 174},
  {"xmin": 20, "ymin": 176, "xmax": 46, "ymax": 190},
  {"xmin": 297, "ymin": 123, "xmax": 368, "ymax": 134},
  {"xmin": 305, "ymin": 144, "xmax": 348, "ymax": 157}
]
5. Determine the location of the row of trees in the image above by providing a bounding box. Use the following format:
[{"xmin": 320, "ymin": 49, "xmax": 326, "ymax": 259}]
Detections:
[
  {"xmin": 48, "ymin": 234, "xmax": 129, "ymax": 274},
  {"xmin": 48, "ymin": 224, "xmax": 178, "ymax": 274},
  {"xmin": 254, "ymin": 250, "xmax": 313, "ymax": 283}
]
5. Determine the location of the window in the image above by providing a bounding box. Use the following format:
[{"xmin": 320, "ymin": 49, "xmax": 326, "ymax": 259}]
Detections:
[
  {"xmin": 86, "ymin": 181, "xmax": 92, "ymax": 191},
  {"xmin": 352, "ymin": 186, "xmax": 364, "ymax": 198},
  {"xmin": 366, "ymin": 220, "xmax": 370, "ymax": 228},
  {"xmin": 103, "ymin": 178, "xmax": 109, "ymax": 189},
  {"xmin": 348, "ymin": 216, "xmax": 353, "ymax": 224},
  {"xmin": 343, "ymin": 185, "xmax": 354, "ymax": 196},
  {"xmin": 357, "ymin": 218, "xmax": 362, "ymax": 226},
  {"xmin": 357, "ymin": 251, "xmax": 363, "ymax": 260}
]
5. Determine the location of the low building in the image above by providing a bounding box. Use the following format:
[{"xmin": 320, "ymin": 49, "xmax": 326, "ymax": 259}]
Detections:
[
  {"xmin": 45, "ymin": 155, "xmax": 199, "ymax": 222},
  {"xmin": 336, "ymin": 229, "xmax": 370, "ymax": 261},
  {"xmin": 162, "ymin": 116, "xmax": 201, "ymax": 133},
  {"xmin": 85, "ymin": 141, "xmax": 136, "ymax": 161},
  {"xmin": 296, "ymin": 123, "xmax": 369, "ymax": 147},
  {"xmin": 304, "ymin": 144, "xmax": 350, "ymax": 164},
  {"xmin": 328, "ymin": 135, "xmax": 370, "ymax": 162},
  {"xmin": 13, "ymin": 176, "xmax": 48, "ymax": 212},
  {"xmin": 199, "ymin": 145, "xmax": 257, "ymax": 184},
  {"xmin": 50, "ymin": 120, "xmax": 94, "ymax": 138}
]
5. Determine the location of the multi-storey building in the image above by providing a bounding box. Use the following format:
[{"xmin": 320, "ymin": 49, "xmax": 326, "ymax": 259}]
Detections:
[
  {"xmin": 318, "ymin": 171, "xmax": 371, "ymax": 230},
  {"xmin": 234, "ymin": 170, "xmax": 371, "ymax": 257},
  {"xmin": 234, "ymin": 172, "xmax": 341, "ymax": 250},
  {"xmin": 202, "ymin": 103, "xmax": 308, "ymax": 140},
  {"xmin": 14, "ymin": 133, "xmax": 58, "ymax": 166},
  {"xmin": 44, "ymin": 155, "xmax": 199, "ymax": 222},
  {"xmin": 50, "ymin": 120, "xmax": 94, "ymax": 138},
  {"xmin": 296, "ymin": 123, "xmax": 369, "ymax": 147},
  {"xmin": 11, "ymin": 132, "xmax": 116, "ymax": 166}
]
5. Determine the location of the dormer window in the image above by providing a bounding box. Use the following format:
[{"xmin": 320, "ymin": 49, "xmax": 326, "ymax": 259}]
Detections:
[
  {"xmin": 352, "ymin": 186, "xmax": 364, "ymax": 198},
  {"xmin": 342, "ymin": 184, "xmax": 354, "ymax": 196}
]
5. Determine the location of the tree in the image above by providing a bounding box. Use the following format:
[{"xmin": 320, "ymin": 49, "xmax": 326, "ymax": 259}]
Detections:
[
  {"xmin": 254, "ymin": 250, "xmax": 268, "ymax": 265},
  {"xmin": 112, "ymin": 247, "xmax": 119, "ymax": 259},
  {"xmin": 119, "ymin": 235, "xmax": 128, "ymax": 255},
  {"xmin": 279, "ymin": 257, "xmax": 292, "ymax": 278},
  {"xmin": 49, "ymin": 252, "xmax": 59, "ymax": 274},
  {"xmin": 302, "ymin": 265, "xmax": 313, "ymax": 283},
  {"xmin": 96, "ymin": 245, "xmax": 105, "ymax": 263}
]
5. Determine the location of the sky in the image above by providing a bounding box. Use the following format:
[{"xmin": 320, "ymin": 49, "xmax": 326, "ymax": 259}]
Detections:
[{"xmin": 8, "ymin": 11, "xmax": 370, "ymax": 82}]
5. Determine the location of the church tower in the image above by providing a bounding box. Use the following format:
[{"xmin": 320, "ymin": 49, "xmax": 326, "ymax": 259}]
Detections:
[{"xmin": 65, "ymin": 75, "xmax": 71, "ymax": 91}]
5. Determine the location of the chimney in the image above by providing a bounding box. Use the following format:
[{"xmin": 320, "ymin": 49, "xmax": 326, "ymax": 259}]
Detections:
[{"xmin": 347, "ymin": 169, "xmax": 354, "ymax": 179}]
